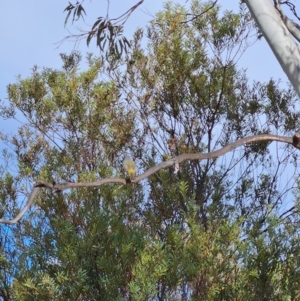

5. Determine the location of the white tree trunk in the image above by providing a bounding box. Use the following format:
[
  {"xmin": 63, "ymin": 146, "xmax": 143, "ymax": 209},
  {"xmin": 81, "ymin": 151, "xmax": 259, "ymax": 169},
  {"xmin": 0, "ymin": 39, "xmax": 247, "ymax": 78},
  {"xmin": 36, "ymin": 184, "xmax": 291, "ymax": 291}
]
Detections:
[{"xmin": 245, "ymin": 0, "xmax": 300, "ymax": 97}]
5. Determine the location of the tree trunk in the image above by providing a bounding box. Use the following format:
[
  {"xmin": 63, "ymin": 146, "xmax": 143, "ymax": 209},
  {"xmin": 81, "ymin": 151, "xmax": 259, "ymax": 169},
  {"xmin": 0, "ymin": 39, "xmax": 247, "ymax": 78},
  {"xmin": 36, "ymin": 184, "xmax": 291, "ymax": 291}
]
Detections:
[{"xmin": 245, "ymin": 0, "xmax": 300, "ymax": 97}]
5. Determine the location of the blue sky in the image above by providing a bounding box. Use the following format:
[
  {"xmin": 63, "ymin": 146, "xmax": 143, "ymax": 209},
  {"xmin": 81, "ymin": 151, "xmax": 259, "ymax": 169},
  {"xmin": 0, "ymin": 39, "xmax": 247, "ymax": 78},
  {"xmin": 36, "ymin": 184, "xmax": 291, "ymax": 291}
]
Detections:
[
  {"xmin": 0, "ymin": 1, "xmax": 288, "ymax": 107},
  {"xmin": 0, "ymin": 1, "xmax": 296, "ymax": 220},
  {"xmin": 0, "ymin": 0, "xmax": 291, "ymax": 172}
]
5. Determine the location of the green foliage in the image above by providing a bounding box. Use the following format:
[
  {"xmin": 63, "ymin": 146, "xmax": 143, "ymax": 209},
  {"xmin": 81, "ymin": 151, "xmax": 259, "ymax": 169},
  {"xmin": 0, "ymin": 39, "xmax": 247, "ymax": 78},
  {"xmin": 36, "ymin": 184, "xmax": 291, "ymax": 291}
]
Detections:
[
  {"xmin": 0, "ymin": 1, "xmax": 300, "ymax": 300},
  {"xmin": 63, "ymin": 1, "xmax": 132, "ymax": 58},
  {"xmin": 63, "ymin": 2, "xmax": 86, "ymax": 26}
]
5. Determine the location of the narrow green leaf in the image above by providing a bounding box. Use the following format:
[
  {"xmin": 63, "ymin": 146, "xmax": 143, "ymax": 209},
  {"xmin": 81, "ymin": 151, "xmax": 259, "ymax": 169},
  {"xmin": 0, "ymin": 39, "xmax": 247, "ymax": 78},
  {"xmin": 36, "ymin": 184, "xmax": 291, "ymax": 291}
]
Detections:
[
  {"xmin": 108, "ymin": 23, "xmax": 114, "ymax": 39},
  {"xmin": 123, "ymin": 37, "xmax": 131, "ymax": 48},
  {"xmin": 64, "ymin": 10, "xmax": 72, "ymax": 27},
  {"xmin": 63, "ymin": 3, "xmax": 74, "ymax": 13},
  {"xmin": 100, "ymin": 38, "xmax": 107, "ymax": 51},
  {"xmin": 96, "ymin": 29, "xmax": 103, "ymax": 47},
  {"xmin": 77, "ymin": 6, "xmax": 82, "ymax": 20},
  {"xmin": 86, "ymin": 33, "xmax": 93, "ymax": 46},
  {"xmin": 72, "ymin": 7, "xmax": 78, "ymax": 23},
  {"xmin": 79, "ymin": 4, "xmax": 86, "ymax": 16},
  {"xmin": 119, "ymin": 39, "xmax": 124, "ymax": 55},
  {"xmin": 115, "ymin": 43, "xmax": 120, "ymax": 56},
  {"xmin": 91, "ymin": 18, "xmax": 103, "ymax": 32},
  {"xmin": 97, "ymin": 36, "xmax": 105, "ymax": 48}
]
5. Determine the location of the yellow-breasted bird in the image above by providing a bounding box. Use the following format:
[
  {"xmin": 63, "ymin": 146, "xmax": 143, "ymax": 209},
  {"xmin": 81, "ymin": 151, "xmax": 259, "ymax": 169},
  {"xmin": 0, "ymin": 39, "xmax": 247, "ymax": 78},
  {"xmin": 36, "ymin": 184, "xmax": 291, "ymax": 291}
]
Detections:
[{"xmin": 123, "ymin": 155, "xmax": 136, "ymax": 181}]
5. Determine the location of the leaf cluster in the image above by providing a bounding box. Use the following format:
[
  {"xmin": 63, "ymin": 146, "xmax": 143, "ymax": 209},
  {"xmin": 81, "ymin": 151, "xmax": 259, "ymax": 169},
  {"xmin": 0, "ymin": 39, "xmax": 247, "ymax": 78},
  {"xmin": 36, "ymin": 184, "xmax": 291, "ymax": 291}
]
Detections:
[{"xmin": 1, "ymin": 1, "xmax": 300, "ymax": 300}]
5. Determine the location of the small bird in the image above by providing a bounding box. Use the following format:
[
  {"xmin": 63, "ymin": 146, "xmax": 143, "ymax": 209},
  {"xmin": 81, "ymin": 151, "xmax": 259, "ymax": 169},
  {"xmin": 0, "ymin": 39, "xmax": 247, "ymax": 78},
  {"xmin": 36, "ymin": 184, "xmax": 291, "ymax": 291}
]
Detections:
[{"xmin": 123, "ymin": 155, "xmax": 136, "ymax": 181}]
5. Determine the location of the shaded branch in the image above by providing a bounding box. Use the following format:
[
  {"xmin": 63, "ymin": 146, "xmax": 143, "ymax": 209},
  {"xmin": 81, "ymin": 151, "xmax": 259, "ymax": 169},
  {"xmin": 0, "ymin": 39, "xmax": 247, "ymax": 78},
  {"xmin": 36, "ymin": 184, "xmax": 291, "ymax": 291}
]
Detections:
[{"xmin": 1, "ymin": 133, "xmax": 298, "ymax": 225}]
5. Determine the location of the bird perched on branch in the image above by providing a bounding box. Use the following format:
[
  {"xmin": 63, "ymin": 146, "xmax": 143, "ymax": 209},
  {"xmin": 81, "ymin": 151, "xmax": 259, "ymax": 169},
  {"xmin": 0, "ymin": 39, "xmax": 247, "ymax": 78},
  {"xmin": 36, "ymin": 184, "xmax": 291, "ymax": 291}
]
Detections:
[{"xmin": 123, "ymin": 155, "xmax": 136, "ymax": 181}]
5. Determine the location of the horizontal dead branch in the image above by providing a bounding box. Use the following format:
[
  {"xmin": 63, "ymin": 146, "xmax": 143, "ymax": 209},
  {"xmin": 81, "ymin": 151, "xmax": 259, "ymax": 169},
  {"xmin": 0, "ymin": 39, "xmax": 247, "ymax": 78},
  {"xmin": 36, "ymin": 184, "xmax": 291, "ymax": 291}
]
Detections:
[{"xmin": 0, "ymin": 133, "xmax": 297, "ymax": 225}]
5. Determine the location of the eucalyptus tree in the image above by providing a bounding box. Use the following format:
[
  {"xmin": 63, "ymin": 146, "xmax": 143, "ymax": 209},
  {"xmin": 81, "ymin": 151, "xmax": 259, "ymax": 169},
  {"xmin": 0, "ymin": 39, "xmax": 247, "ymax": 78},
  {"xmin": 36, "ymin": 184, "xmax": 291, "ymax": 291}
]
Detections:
[
  {"xmin": 1, "ymin": 1, "xmax": 300, "ymax": 300},
  {"xmin": 63, "ymin": 0, "xmax": 300, "ymax": 97}
]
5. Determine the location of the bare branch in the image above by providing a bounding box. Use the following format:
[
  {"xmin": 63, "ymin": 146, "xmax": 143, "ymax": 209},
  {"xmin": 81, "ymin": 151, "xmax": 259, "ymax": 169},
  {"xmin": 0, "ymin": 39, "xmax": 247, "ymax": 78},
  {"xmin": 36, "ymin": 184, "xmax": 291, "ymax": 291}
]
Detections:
[
  {"xmin": 279, "ymin": 0, "xmax": 300, "ymax": 21},
  {"xmin": 274, "ymin": 0, "xmax": 300, "ymax": 42},
  {"xmin": 182, "ymin": 0, "xmax": 218, "ymax": 24},
  {"xmin": 0, "ymin": 188, "xmax": 39, "ymax": 225},
  {"xmin": 109, "ymin": 0, "xmax": 144, "ymax": 24},
  {"xmin": 279, "ymin": 205, "xmax": 296, "ymax": 218},
  {"xmin": 0, "ymin": 133, "xmax": 297, "ymax": 225}
]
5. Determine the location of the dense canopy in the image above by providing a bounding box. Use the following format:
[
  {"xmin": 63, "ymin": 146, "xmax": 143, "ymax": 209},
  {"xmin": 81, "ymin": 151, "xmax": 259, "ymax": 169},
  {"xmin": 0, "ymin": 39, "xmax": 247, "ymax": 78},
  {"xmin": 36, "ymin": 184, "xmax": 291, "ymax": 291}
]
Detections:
[{"xmin": 1, "ymin": 1, "xmax": 300, "ymax": 300}]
